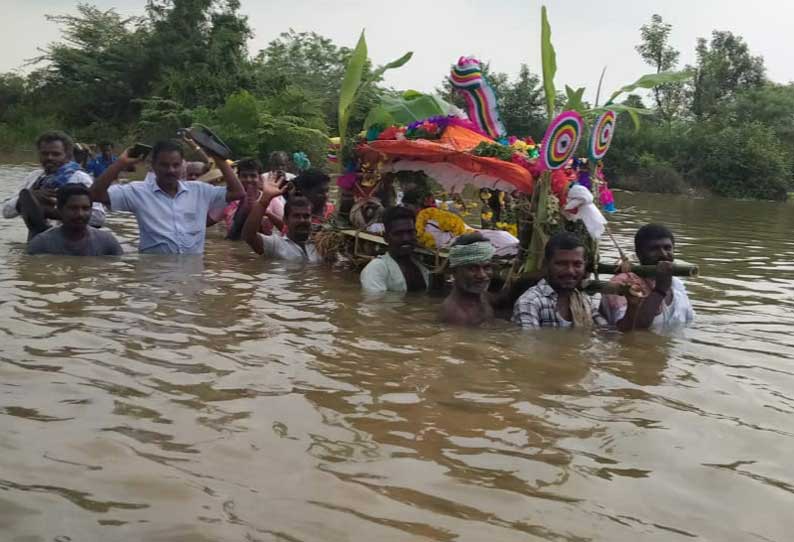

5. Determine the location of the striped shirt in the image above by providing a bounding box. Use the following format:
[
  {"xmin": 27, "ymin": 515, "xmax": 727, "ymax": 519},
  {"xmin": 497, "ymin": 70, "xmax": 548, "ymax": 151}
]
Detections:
[{"xmin": 512, "ymin": 279, "xmax": 606, "ymax": 328}]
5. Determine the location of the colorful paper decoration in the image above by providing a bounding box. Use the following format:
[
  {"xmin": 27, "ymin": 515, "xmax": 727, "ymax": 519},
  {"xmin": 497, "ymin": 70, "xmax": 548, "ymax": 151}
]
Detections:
[
  {"xmin": 449, "ymin": 57, "xmax": 506, "ymax": 139},
  {"xmin": 589, "ymin": 110, "xmax": 616, "ymax": 161},
  {"xmin": 541, "ymin": 111, "xmax": 584, "ymax": 170}
]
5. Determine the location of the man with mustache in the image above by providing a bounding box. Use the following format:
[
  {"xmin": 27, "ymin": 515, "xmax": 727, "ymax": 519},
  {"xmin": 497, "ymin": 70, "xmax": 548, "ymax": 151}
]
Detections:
[
  {"xmin": 512, "ymin": 232, "xmax": 606, "ymax": 328},
  {"xmin": 602, "ymin": 224, "xmax": 694, "ymax": 330},
  {"xmin": 26, "ymin": 184, "xmax": 122, "ymax": 256},
  {"xmin": 2, "ymin": 131, "xmax": 106, "ymax": 239},
  {"xmin": 90, "ymin": 140, "xmax": 245, "ymax": 254},
  {"xmin": 439, "ymin": 233, "xmax": 495, "ymax": 326},
  {"xmin": 360, "ymin": 206, "xmax": 429, "ymax": 293},
  {"xmin": 242, "ymin": 173, "xmax": 321, "ymax": 263}
]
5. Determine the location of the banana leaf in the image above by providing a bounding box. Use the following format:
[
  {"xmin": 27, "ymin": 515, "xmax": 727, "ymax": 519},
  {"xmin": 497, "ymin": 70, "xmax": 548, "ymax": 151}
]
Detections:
[
  {"xmin": 541, "ymin": 6, "xmax": 557, "ymax": 121},
  {"xmin": 366, "ymin": 52, "xmax": 413, "ymax": 86},
  {"xmin": 338, "ymin": 31, "xmax": 368, "ymax": 144},
  {"xmin": 338, "ymin": 30, "xmax": 413, "ymax": 146},
  {"xmin": 587, "ymin": 103, "xmax": 653, "ymax": 131},
  {"xmin": 605, "ymin": 70, "xmax": 694, "ymax": 105},
  {"xmin": 564, "ymin": 85, "xmax": 586, "ymax": 114},
  {"xmin": 363, "ymin": 91, "xmax": 454, "ymax": 130}
]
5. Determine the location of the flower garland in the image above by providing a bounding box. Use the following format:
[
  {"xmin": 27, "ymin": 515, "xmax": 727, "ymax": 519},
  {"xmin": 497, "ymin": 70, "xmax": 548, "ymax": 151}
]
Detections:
[
  {"xmin": 367, "ymin": 115, "xmax": 490, "ymax": 142},
  {"xmin": 415, "ymin": 207, "xmax": 471, "ymax": 249},
  {"xmin": 495, "ymin": 221, "xmax": 518, "ymax": 237}
]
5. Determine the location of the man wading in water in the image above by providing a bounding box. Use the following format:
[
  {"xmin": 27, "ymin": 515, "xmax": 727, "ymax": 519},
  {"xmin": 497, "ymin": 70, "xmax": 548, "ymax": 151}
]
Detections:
[
  {"xmin": 242, "ymin": 173, "xmax": 322, "ymax": 264},
  {"xmin": 91, "ymin": 140, "xmax": 245, "ymax": 254},
  {"xmin": 360, "ymin": 206, "xmax": 429, "ymax": 293},
  {"xmin": 440, "ymin": 233, "xmax": 496, "ymax": 326},
  {"xmin": 2, "ymin": 131, "xmax": 105, "ymax": 239},
  {"xmin": 27, "ymin": 184, "xmax": 122, "ymax": 256},
  {"xmin": 602, "ymin": 224, "xmax": 694, "ymax": 330},
  {"xmin": 512, "ymin": 232, "xmax": 606, "ymax": 328}
]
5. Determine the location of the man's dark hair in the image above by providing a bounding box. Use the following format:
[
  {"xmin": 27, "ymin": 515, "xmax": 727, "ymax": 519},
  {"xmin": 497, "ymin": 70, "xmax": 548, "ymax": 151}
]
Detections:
[
  {"xmin": 294, "ymin": 168, "xmax": 330, "ymax": 193},
  {"xmin": 382, "ymin": 205, "xmax": 416, "ymax": 233},
  {"xmin": 36, "ymin": 131, "xmax": 74, "ymax": 155},
  {"xmin": 236, "ymin": 158, "xmax": 263, "ymax": 174},
  {"xmin": 544, "ymin": 231, "xmax": 584, "ymax": 262},
  {"xmin": 268, "ymin": 150, "xmax": 290, "ymax": 169},
  {"xmin": 151, "ymin": 139, "xmax": 184, "ymax": 162},
  {"xmin": 99, "ymin": 141, "xmax": 113, "ymax": 149},
  {"xmin": 57, "ymin": 183, "xmax": 91, "ymax": 209},
  {"xmin": 635, "ymin": 224, "xmax": 674, "ymax": 254},
  {"xmin": 451, "ymin": 231, "xmax": 487, "ymax": 247},
  {"xmin": 284, "ymin": 195, "xmax": 312, "ymax": 218}
]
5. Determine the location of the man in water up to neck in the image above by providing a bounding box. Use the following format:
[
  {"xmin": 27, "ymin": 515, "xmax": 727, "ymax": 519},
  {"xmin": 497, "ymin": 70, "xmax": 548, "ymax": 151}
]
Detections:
[
  {"xmin": 602, "ymin": 224, "xmax": 694, "ymax": 330},
  {"xmin": 440, "ymin": 233, "xmax": 495, "ymax": 326},
  {"xmin": 242, "ymin": 172, "xmax": 321, "ymax": 263},
  {"xmin": 27, "ymin": 184, "xmax": 122, "ymax": 256},
  {"xmin": 512, "ymin": 232, "xmax": 606, "ymax": 328},
  {"xmin": 2, "ymin": 131, "xmax": 106, "ymax": 239},
  {"xmin": 360, "ymin": 206, "xmax": 429, "ymax": 293},
  {"xmin": 91, "ymin": 139, "xmax": 245, "ymax": 254}
]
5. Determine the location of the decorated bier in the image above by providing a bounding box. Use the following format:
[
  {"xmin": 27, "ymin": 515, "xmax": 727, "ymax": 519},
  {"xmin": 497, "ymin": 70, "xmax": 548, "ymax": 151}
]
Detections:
[{"xmin": 326, "ymin": 7, "xmax": 693, "ymax": 281}]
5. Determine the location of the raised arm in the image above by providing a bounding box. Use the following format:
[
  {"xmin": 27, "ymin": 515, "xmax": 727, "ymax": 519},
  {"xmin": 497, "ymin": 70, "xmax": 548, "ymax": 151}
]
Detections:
[
  {"xmin": 242, "ymin": 173, "xmax": 288, "ymax": 256},
  {"xmin": 183, "ymin": 134, "xmax": 211, "ymax": 164},
  {"xmin": 91, "ymin": 149, "xmax": 141, "ymax": 206},
  {"xmin": 214, "ymin": 157, "xmax": 245, "ymax": 202}
]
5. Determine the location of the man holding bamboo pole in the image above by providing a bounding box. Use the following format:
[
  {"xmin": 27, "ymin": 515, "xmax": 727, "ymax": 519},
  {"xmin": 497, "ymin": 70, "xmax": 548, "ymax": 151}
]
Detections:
[{"xmin": 602, "ymin": 224, "xmax": 695, "ymax": 331}]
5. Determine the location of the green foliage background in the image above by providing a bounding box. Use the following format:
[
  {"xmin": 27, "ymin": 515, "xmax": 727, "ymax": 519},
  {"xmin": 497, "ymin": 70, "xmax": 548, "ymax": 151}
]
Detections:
[{"xmin": 0, "ymin": 3, "xmax": 791, "ymax": 200}]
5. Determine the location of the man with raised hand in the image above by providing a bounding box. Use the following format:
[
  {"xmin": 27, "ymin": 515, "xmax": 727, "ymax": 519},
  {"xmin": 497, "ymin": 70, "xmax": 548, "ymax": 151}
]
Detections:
[
  {"xmin": 242, "ymin": 172, "xmax": 322, "ymax": 264},
  {"xmin": 91, "ymin": 139, "xmax": 245, "ymax": 254}
]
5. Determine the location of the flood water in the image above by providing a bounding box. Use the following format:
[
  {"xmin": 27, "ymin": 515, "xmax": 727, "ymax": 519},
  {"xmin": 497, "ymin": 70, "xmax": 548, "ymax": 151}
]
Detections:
[{"xmin": 1, "ymin": 163, "xmax": 793, "ymax": 541}]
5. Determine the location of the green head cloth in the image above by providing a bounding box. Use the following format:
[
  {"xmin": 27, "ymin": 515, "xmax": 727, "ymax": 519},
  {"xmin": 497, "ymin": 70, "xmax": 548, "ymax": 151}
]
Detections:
[{"xmin": 448, "ymin": 241, "xmax": 495, "ymax": 269}]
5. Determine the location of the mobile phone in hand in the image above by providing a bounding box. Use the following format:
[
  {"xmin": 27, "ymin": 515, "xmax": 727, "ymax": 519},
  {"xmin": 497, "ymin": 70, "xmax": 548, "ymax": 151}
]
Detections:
[{"xmin": 128, "ymin": 143, "xmax": 152, "ymax": 159}]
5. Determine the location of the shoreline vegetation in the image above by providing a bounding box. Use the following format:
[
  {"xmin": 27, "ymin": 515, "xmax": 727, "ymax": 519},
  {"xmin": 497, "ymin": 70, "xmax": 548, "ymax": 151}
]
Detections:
[{"xmin": 1, "ymin": 3, "xmax": 792, "ymax": 201}]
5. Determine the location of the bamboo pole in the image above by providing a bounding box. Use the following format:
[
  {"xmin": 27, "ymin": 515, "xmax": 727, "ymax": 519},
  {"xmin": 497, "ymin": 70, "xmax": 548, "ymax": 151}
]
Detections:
[{"xmin": 596, "ymin": 262, "xmax": 699, "ymax": 278}]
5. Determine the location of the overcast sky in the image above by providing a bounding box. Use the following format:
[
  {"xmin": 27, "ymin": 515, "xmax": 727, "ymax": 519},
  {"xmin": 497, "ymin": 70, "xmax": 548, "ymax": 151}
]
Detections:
[{"xmin": 3, "ymin": 0, "xmax": 792, "ymax": 101}]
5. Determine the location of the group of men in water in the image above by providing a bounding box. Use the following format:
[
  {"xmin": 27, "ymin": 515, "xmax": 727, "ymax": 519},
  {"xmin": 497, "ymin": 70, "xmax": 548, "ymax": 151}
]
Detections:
[{"xmin": 2, "ymin": 131, "xmax": 694, "ymax": 331}]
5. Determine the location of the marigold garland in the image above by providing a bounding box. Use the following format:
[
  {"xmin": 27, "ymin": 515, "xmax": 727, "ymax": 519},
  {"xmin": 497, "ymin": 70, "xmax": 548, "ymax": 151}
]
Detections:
[
  {"xmin": 415, "ymin": 207, "xmax": 471, "ymax": 249},
  {"xmin": 495, "ymin": 221, "xmax": 518, "ymax": 237}
]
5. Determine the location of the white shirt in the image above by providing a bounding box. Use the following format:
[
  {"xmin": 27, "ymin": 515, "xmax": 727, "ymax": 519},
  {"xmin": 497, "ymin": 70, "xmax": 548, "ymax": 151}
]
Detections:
[
  {"xmin": 257, "ymin": 232, "xmax": 322, "ymax": 264},
  {"xmin": 602, "ymin": 277, "xmax": 695, "ymax": 328},
  {"xmin": 360, "ymin": 252, "xmax": 430, "ymax": 293},
  {"xmin": 2, "ymin": 169, "xmax": 106, "ymax": 227},
  {"xmin": 108, "ymin": 177, "xmax": 227, "ymax": 254}
]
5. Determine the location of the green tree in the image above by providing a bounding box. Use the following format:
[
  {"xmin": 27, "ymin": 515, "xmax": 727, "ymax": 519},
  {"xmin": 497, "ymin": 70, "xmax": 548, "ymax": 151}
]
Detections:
[
  {"xmin": 33, "ymin": 4, "xmax": 149, "ymax": 128},
  {"xmin": 635, "ymin": 14, "xmax": 685, "ymax": 124},
  {"xmin": 690, "ymin": 30, "xmax": 766, "ymax": 120},
  {"xmin": 729, "ymin": 84, "xmax": 794, "ymax": 157},
  {"xmin": 252, "ymin": 30, "xmax": 381, "ymax": 134},
  {"xmin": 145, "ymin": 0, "xmax": 253, "ymax": 108},
  {"xmin": 501, "ymin": 64, "xmax": 546, "ymax": 138},
  {"xmin": 695, "ymin": 122, "xmax": 790, "ymax": 200},
  {"xmin": 0, "ymin": 73, "xmax": 28, "ymax": 122}
]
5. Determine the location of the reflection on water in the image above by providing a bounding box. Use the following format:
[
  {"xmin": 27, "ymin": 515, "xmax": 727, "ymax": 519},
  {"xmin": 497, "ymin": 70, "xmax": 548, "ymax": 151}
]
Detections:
[{"xmin": 1, "ymin": 164, "xmax": 793, "ymax": 541}]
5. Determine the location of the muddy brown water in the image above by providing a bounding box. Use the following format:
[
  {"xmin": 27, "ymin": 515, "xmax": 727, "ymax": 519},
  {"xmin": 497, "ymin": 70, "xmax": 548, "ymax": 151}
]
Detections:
[{"xmin": 1, "ymin": 163, "xmax": 793, "ymax": 541}]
